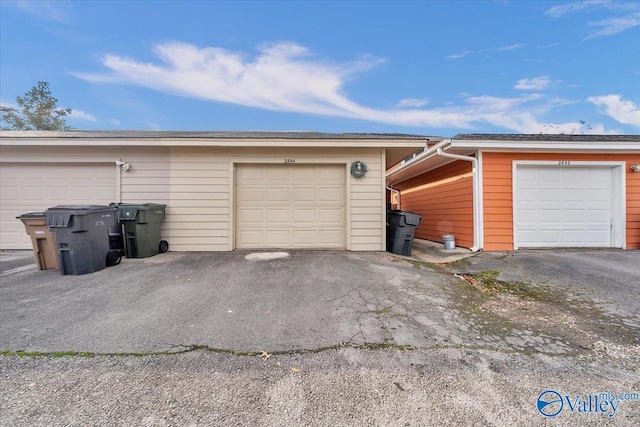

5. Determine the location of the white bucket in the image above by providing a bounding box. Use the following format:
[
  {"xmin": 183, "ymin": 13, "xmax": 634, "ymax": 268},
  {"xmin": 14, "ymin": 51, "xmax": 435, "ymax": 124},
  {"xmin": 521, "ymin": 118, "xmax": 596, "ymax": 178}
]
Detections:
[{"xmin": 443, "ymin": 235, "xmax": 455, "ymax": 250}]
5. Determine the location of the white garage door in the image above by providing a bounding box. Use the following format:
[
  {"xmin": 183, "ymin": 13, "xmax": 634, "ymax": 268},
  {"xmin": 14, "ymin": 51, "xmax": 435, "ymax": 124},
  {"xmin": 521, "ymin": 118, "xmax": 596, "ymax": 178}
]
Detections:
[
  {"xmin": 514, "ymin": 165, "xmax": 617, "ymax": 248},
  {"xmin": 0, "ymin": 163, "xmax": 117, "ymax": 249},
  {"xmin": 236, "ymin": 164, "xmax": 346, "ymax": 249}
]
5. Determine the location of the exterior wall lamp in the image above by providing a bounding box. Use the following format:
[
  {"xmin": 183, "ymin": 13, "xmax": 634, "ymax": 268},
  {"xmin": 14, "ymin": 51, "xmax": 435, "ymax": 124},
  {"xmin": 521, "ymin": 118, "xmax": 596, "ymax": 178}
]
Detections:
[
  {"xmin": 115, "ymin": 160, "xmax": 132, "ymax": 171},
  {"xmin": 350, "ymin": 160, "xmax": 367, "ymax": 179},
  {"xmin": 631, "ymin": 164, "xmax": 640, "ymax": 172}
]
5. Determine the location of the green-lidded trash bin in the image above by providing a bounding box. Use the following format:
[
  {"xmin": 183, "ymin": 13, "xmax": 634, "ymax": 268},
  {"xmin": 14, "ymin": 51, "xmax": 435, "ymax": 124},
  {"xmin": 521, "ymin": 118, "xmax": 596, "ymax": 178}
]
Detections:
[
  {"xmin": 44, "ymin": 205, "xmax": 119, "ymax": 275},
  {"xmin": 386, "ymin": 209, "xmax": 422, "ymax": 256},
  {"xmin": 17, "ymin": 212, "xmax": 59, "ymax": 270},
  {"xmin": 117, "ymin": 203, "xmax": 168, "ymax": 258}
]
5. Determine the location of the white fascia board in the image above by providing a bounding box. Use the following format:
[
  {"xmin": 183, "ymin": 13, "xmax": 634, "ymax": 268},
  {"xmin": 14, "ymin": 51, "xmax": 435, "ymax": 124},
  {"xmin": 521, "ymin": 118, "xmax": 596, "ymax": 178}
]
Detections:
[
  {"xmin": 385, "ymin": 140, "xmax": 448, "ymax": 182},
  {"xmin": 385, "ymin": 139, "xmax": 481, "ymax": 185}
]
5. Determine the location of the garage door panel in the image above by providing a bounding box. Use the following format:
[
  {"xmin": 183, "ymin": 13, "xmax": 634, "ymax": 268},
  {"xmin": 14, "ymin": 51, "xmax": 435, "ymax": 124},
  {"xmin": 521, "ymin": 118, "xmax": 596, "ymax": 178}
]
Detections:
[
  {"xmin": 266, "ymin": 208, "xmax": 290, "ymax": 223},
  {"xmin": 237, "ymin": 187, "xmax": 264, "ymax": 203},
  {"xmin": 515, "ymin": 165, "xmax": 615, "ymax": 248},
  {"xmin": 320, "ymin": 230, "xmax": 343, "ymax": 244},
  {"xmin": 265, "ymin": 168, "xmax": 290, "ymax": 180},
  {"xmin": 236, "ymin": 164, "xmax": 345, "ymax": 249},
  {"xmin": 292, "ymin": 168, "xmax": 317, "ymax": 180},
  {"xmin": 292, "ymin": 188, "xmax": 316, "ymax": 202},
  {"xmin": 237, "ymin": 208, "xmax": 263, "ymax": 224},
  {"xmin": 264, "ymin": 188, "xmax": 288, "ymax": 202},
  {"xmin": 293, "ymin": 209, "xmax": 317, "ymax": 223},
  {"xmin": 265, "ymin": 230, "xmax": 290, "ymax": 245},
  {"xmin": 292, "ymin": 230, "xmax": 316, "ymax": 245},
  {"xmin": 0, "ymin": 163, "xmax": 117, "ymax": 249},
  {"xmin": 588, "ymin": 230, "xmax": 611, "ymax": 245},
  {"xmin": 319, "ymin": 208, "xmax": 344, "ymax": 223}
]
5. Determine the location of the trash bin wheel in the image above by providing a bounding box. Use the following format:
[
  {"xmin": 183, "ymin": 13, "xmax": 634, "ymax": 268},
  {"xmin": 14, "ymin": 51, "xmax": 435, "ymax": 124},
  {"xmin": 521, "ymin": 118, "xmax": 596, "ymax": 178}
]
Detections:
[
  {"xmin": 106, "ymin": 250, "xmax": 122, "ymax": 267},
  {"xmin": 158, "ymin": 240, "xmax": 169, "ymax": 253}
]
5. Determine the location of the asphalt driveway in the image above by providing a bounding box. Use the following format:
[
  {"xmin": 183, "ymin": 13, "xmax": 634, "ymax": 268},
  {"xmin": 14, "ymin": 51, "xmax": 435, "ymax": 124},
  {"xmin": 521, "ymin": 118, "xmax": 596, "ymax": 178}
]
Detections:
[
  {"xmin": 450, "ymin": 248, "xmax": 640, "ymax": 327},
  {"xmin": 1, "ymin": 248, "xmax": 639, "ymax": 426},
  {"xmin": 1, "ymin": 247, "xmax": 638, "ymax": 357},
  {"xmin": 1, "ymin": 250, "xmax": 455, "ymax": 354}
]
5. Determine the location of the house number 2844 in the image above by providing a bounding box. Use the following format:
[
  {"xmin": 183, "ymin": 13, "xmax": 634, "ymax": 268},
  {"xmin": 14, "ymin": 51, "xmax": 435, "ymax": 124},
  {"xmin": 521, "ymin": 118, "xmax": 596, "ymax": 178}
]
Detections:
[{"xmin": 284, "ymin": 158, "xmax": 296, "ymax": 163}]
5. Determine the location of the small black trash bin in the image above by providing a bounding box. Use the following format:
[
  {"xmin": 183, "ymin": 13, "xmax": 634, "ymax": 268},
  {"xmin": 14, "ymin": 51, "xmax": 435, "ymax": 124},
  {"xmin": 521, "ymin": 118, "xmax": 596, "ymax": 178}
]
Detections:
[
  {"xmin": 44, "ymin": 205, "xmax": 119, "ymax": 275},
  {"xmin": 386, "ymin": 209, "xmax": 422, "ymax": 256},
  {"xmin": 116, "ymin": 203, "xmax": 168, "ymax": 258}
]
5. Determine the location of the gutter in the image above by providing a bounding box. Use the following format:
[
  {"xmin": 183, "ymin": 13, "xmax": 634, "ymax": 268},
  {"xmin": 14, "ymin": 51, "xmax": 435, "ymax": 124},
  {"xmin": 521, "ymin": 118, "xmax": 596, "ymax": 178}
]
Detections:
[
  {"xmin": 386, "ymin": 186, "xmax": 400, "ymax": 209},
  {"xmin": 436, "ymin": 142, "xmax": 481, "ymax": 252},
  {"xmin": 385, "ymin": 138, "xmax": 482, "ymax": 252},
  {"xmin": 386, "ymin": 139, "xmax": 450, "ymax": 182}
]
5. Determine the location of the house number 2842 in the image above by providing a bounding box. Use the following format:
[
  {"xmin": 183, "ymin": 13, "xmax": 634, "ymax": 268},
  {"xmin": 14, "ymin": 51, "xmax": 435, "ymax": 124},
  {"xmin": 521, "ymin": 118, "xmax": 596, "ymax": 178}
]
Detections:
[{"xmin": 284, "ymin": 158, "xmax": 296, "ymax": 163}]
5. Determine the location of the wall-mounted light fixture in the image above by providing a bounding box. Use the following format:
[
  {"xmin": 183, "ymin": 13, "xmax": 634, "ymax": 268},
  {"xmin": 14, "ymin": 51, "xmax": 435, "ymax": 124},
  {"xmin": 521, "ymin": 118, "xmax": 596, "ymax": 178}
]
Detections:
[
  {"xmin": 115, "ymin": 160, "xmax": 132, "ymax": 171},
  {"xmin": 350, "ymin": 160, "xmax": 367, "ymax": 179},
  {"xmin": 631, "ymin": 164, "xmax": 640, "ymax": 172}
]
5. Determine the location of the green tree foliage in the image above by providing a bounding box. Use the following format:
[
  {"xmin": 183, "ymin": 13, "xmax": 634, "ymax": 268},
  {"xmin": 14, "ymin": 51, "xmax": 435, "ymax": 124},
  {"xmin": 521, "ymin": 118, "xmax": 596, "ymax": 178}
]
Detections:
[{"xmin": 0, "ymin": 81, "xmax": 72, "ymax": 130}]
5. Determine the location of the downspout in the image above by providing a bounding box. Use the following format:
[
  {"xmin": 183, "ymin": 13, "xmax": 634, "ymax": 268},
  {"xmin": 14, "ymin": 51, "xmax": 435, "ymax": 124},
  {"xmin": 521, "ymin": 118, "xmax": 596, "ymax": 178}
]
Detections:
[
  {"xmin": 386, "ymin": 186, "xmax": 400, "ymax": 210},
  {"xmin": 436, "ymin": 144, "xmax": 481, "ymax": 252}
]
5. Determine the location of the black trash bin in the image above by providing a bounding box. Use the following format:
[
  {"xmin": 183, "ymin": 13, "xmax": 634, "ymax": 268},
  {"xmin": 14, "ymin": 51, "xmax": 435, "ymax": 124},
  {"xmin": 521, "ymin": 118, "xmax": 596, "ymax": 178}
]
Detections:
[
  {"xmin": 44, "ymin": 205, "xmax": 119, "ymax": 275},
  {"xmin": 108, "ymin": 223, "xmax": 125, "ymax": 266},
  {"xmin": 116, "ymin": 203, "xmax": 168, "ymax": 258},
  {"xmin": 386, "ymin": 210, "xmax": 422, "ymax": 256}
]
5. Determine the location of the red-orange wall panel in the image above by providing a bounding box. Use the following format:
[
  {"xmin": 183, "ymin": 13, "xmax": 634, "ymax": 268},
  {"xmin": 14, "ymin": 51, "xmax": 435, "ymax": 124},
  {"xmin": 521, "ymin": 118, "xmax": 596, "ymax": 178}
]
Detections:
[
  {"xmin": 482, "ymin": 152, "xmax": 640, "ymax": 251},
  {"xmin": 394, "ymin": 160, "xmax": 474, "ymax": 248}
]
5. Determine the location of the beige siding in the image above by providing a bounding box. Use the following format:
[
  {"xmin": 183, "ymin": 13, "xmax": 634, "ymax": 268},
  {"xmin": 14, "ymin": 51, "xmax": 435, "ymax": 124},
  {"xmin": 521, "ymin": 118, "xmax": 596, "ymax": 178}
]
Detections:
[
  {"xmin": 0, "ymin": 145, "xmax": 385, "ymax": 252},
  {"xmin": 118, "ymin": 149, "xmax": 172, "ymax": 245},
  {"xmin": 160, "ymin": 148, "xmax": 229, "ymax": 251},
  {"xmin": 166, "ymin": 147, "xmax": 384, "ymax": 251}
]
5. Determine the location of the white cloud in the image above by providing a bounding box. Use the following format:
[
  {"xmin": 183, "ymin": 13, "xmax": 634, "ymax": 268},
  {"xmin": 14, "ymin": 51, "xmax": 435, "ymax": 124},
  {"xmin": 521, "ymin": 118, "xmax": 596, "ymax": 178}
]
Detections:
[
  {"xmin": 74, "ymin": 41, "xmax": 623, "ymax": 134},
  {"xmin": 584, "ymin": 14, "xmax": 640, "ymax": 39},
  {"xmin": 11, "ymin": 0, "xmax": 71, "ymax": 23},
  {"xmin": 69, "ymin": 109, "xmax": 96, "ymax": 122},
  {"xmin": 545, "ymin": 0, "xmax": 610, "ymax": 18},
  {"xmin": 546, "ymin": 1, "xmax": 640, "ymax": 38},
  {"xmin": 515, "ymin": 76, "xmax": 552, "ymax": 90},
  {"xmin": 447, "ymin": 43, "xmax": 524, "ymax": 59},
  {"xmin": 397, "ymin": 98, "xmax": 429, "ymax": 108},
  {"xmin": 588, "ymin": 94, "xmax": 640, "ymax": 127}
]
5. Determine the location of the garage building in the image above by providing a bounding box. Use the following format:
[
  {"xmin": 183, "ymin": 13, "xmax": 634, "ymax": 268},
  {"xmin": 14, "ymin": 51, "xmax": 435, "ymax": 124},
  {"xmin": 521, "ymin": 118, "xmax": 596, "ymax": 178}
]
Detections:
[
  {"xmin": 0, "ymin": 131, "xmax": 429, "ymax": 251},
  {"xmin": 386, "ymin": 134, "xmax": 640, "ymax": 251}
]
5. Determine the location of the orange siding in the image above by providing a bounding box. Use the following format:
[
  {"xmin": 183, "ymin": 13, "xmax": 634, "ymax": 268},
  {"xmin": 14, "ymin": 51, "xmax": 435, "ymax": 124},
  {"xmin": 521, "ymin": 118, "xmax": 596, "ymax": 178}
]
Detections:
[
  {"xmin": 394, "ymin": 160, "xmax": 474, "ymax": 248},
  {"xmin": 482, "ymin": 152, "xmax": 640, "ymax": 251}
]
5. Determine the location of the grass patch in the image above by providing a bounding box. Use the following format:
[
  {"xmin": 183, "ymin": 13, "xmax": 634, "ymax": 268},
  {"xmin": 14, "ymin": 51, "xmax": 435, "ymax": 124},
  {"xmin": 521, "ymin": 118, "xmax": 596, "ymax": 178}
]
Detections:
[
  {"xmin": 461, "ymin": 270, "xmax": 548, "ymax": 300},
  {"xmin": 374, "ymin": 304, "xmax": 395, "ymax": 315}
]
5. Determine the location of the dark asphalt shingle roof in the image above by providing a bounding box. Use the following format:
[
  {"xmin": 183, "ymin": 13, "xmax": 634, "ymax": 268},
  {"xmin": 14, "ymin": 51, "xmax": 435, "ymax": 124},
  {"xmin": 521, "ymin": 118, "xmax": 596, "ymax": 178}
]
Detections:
[
  {"xmin": 0, "ymin": 130, "xmax": 437, "ymax": 140},
  {"xmin": 453, "ymin": 133, "xmax": 640, "ymax": 142}
]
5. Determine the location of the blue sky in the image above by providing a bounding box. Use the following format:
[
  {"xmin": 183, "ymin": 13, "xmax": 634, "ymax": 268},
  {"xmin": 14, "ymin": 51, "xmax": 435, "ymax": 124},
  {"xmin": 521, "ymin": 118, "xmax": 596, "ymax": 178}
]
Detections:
[{"xmin": 1, "ymin": 0, "xmax": 639, "ymax": 136}]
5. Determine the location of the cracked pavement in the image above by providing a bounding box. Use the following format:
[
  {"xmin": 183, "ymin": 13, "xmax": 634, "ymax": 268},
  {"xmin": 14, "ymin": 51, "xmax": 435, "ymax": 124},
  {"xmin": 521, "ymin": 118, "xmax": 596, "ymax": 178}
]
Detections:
[
  {"xmin": 1, "ymin": 249, "xmax": 638, "ymax": 358},
  {"xmin": 1, "ymin": 248, "xmax": 639, "ymax": 425}
]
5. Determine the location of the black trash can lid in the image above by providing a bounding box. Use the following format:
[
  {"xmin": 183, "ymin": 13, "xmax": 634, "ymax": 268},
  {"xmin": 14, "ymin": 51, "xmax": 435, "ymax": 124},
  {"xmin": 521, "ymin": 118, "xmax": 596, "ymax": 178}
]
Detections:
[
  {"xmin": 46, "ymin": 205, "xmax": 117, "ymax": 214},
  {"xmin": 16, "ymin": 212, "xmax": 45, "ymax": 219}
]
